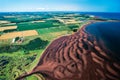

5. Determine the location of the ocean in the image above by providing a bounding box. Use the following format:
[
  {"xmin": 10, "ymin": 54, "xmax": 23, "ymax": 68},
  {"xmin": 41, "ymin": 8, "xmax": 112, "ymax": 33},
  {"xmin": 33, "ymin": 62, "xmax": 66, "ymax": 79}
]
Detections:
[{"xmin": 79, "ymin": 12, "xmax": 120, "ymax": 20}]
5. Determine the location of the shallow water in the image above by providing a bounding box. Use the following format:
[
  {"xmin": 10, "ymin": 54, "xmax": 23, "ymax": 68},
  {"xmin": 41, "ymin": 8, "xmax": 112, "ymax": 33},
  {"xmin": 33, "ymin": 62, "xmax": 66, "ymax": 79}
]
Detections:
[{"xmin": 86, "ymin": 22, "xmax": 120, "ymax": 60}]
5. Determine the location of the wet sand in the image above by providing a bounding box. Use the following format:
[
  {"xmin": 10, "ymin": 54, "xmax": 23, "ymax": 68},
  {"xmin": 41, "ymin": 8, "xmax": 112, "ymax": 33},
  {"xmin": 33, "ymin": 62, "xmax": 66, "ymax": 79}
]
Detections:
[{"xmin": 16, "ymin": 21, "xmax": 120, "ymax": 80}]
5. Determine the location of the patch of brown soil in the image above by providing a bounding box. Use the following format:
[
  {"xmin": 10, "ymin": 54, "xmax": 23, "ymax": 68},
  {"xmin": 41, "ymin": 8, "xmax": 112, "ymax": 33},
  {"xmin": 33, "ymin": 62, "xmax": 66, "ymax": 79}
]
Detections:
[
  {"xmin": 0, "ymin": 30, "xmax": 38, "ymax": 40},
  {"xmin": 0, "ymin": 26, "xmax": 17, "ymax": 31}
]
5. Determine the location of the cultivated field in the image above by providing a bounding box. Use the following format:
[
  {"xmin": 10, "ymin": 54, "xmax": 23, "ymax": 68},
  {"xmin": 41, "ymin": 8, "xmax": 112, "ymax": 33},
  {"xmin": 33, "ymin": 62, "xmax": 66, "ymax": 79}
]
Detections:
[
  {"xmin": 31, "ymin": 20, "xmax": 45, "ymax": 23},
  {"xmin": 0, "ymin": 20, "xmax": 10, "ymax": 24},
  {"xmin": 0, "ymin": 26, "xmax": 17, "ymax": 31},
  {"xmin": 0, "ymin": 30, "xmax": 38, "ymax": 40}
]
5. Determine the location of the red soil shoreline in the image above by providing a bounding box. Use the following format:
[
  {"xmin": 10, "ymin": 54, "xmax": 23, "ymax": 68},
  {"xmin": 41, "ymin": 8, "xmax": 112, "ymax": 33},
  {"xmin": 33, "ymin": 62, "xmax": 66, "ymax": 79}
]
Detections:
[{"xmin": 16, "ymin": 21, "xmax": 120, "ymax": 80}]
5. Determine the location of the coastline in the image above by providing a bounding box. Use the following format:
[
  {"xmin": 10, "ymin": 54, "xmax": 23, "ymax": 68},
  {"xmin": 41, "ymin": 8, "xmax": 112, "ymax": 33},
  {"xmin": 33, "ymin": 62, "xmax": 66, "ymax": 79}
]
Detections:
[
  {"xmin": 16, "ymin": 20, "xmax": 120, "ymax": 80},
  {"xmin": 81, "ymin": 20, "xmax": 120, "ymax": 61},
  {"xmin": 78, "ymin": 20, "xmax": 120, "ymax": 34},
  {"xmin": 77, "ymin": 20, "xmax": 95, "ymax": 35}
]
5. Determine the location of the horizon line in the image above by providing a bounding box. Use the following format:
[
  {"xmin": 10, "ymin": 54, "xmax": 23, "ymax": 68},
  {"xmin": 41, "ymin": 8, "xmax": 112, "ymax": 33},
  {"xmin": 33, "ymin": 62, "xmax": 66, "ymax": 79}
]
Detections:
[{"xmin": 0, "ymin": 11, "xmax": 120, "ymax": 13}]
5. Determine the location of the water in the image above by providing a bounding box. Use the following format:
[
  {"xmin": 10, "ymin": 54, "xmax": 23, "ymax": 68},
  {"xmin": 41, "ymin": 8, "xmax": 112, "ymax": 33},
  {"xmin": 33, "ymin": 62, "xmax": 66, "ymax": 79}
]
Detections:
[
  {"xmin": 79, "ymin": 12, "xmax": 120, "ymax": 20},
  {"xmin": 86, "ymin": 22, "xmax": 120, "ymax": 60}
]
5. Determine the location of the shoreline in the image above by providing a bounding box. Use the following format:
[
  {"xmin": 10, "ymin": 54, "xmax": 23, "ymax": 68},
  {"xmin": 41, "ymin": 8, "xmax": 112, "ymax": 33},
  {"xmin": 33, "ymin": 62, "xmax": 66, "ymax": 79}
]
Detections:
[
  {"xmin": 78, "ymin": 20, "xmax": 120, "ymax": 33},
  {"xmin": 16, "ymin": 20, "xmax": 120, "ymax": 80},
  {"xmin": 77, "ymin": 20, "xmax": 95, "ymax": 34},
  {"xmin": 80, "ymin": 20, "xmax": 119, "ymax": 61}
]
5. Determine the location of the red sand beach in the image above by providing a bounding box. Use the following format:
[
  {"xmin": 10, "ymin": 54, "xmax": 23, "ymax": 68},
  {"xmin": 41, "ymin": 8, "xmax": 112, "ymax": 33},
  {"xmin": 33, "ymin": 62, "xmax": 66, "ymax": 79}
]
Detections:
[{"xmin": 16, "ymin": 21, "xmax": 120, "ymax": 80}]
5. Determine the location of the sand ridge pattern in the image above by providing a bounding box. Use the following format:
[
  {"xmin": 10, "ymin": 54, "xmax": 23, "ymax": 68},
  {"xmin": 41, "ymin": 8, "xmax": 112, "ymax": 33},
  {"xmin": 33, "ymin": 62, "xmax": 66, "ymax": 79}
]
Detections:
[{"xmin": 16, "ymin": 22, "xmax": 120, "ymax": 80}]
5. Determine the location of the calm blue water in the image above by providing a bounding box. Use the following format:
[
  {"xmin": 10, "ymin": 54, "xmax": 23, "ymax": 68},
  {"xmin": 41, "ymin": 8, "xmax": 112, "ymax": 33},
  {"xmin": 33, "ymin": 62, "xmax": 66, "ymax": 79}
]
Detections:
[
  {"xmin": 79, "ymin": 12, "xmax": 120, "ymax": 20},
  {"xmin": 86, "ymin": 22, "xmax": 120, "ymax": 61}
]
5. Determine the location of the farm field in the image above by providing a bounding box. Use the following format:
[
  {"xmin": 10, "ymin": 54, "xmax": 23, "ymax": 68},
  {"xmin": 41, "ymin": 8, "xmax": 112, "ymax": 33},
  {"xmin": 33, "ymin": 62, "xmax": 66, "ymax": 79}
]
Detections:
[
  {"xmin": 0, "ymin": 26, "xmax": 17, "ymax": 31},
  {"xmin": 17, "ymin": 20, "xmax": 62, "ymax": 31},
  {"xmin": 0, "ymin": 30, "xmax": 38, "ymax": 40}
]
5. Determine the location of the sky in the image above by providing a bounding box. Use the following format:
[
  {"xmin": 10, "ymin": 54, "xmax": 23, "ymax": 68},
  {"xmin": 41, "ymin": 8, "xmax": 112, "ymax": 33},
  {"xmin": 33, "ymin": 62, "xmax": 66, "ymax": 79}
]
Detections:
[{"xmin": 0, "ymin": 0, "xmax": 120, "ymax": 12}]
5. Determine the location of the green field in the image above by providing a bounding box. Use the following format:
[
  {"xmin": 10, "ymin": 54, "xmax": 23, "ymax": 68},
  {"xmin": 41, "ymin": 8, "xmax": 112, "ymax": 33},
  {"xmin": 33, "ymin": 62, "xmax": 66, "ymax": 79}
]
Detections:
[{"xmin": 17, "ymin": 20, "xmax": 63, "ymax": 31}]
